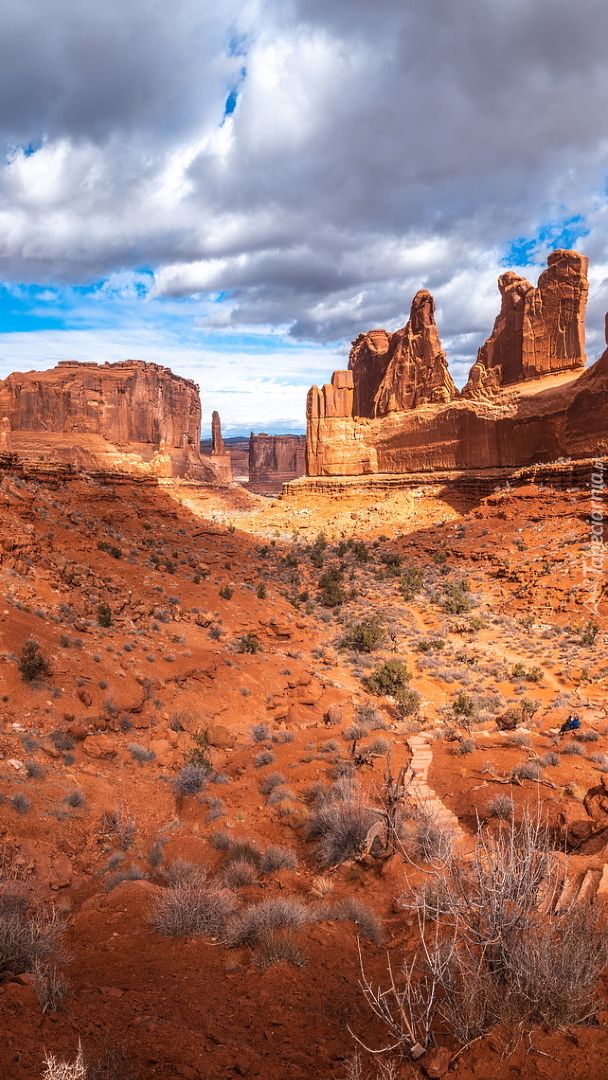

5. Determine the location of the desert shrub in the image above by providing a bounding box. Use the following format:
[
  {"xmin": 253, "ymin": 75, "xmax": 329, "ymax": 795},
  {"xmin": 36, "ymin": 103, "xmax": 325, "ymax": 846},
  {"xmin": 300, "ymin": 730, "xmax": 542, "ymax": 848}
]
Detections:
[
  {"xmin": 236, "ymin": 633, "xmax": 262, "ymax": 654},
  {"xmin": 171, "ymin": 764, "xmax": 208, "ymax": 800},
  {"xmin": 224, "ymin": 840, "xmax": 261, "ymax": 867},
  {"xmin": 50, "ymin": 729, "xmax": 76, "ymax": 752},
  {"xmin": 259, "ymin": 771, "xmax": 286, "ymax": 795},
  {"xmin": 211, "ymin": 830, "xmax": 231, "ymax": 850},
  {"xmin": 415, "ymin": 638, "xmax": 445, "ymax": 653},
  {"xmin": 0, "ymin": 882, "xmax": 65, "ymax": 981},
  {"xmin": 359, "ymin": 813, "xmax": 608, "ymax": 1050},
  {"xmin": 104, "ymin": 865, "xmax": 148, "ymax": 892},
  {"xmin": 511, "ymin": 760, "xmax": 542, "ymax": 781},
  {"xmin": 340, "ymin": 617, "xmax": 385, "ymax": 653},
  {"xmin": 42, "ymin": 1044, "xmax": 88, "ymax": 1080},
  {"xmin": 63, "ymin": 790, "xmax": 85, "ymax": 808},
  {"xmin": 539, "ymin": 752, "xmax": 560, "ymax": 767},
  {"xmin": 227, "ymin": 898, "xmax": 309, "ymax": 946},
  {"xmin": 453, "ymin": 738, "xmax": 475, "ymax": 755},
  {"xmin": 102, "ymin": 807, "xmax": 137, "ymax": 849},
  {"xmin": 219, "ymin": 584, "xmax": 234, "ymax": 600},
  {"xmin": 507, "ymin": 732, "xmax": 532, "ymax": 748},
  {"xmin": 254, "ymin": 928, "xmax": 306, "ymax": 969},
  {"xmin": 97, "ymin": 540, "xmax": 122, "ymax": 559},
  {"xmin": 222, "ymin": 860, "xmax": 257, "ymax": 887},
  {"xmin": 414, "ymin": 821, "xmax": 453, "ymax": 863},
  {"xmin": 256, "ymin": 583, "xmax": 267, "ymax": 599},
  {"xmin": 330, "ymin": 898, "xmax": 383, "ymax": 945},
  {"xmin": 18, "ymin": 639, "xmax": 51, "ymax": 681},
  {"xmin": 254, "ymin": 750, "xmax": 275, "ymax": 767},
  {"xmin": 396, "ymin": 688, "xmax": 421, "ymax": 717},
  {"xmin": 368, "ymin": 736, "xmax": 391, "ymax": 756},
  {"xmin": 11, "ymin": 793, "xmax": 31, "ymax": 815},
  {"xmin": 267, "ymin": 785, "xmax": 294, "ymax": 805},
  {"xmin": 317, "ymin": 567, "xmax": 347, "ymax": 607},
  {"xmin": 579, "ymin": 619, "xmax": 600, "ymax": 645},
  {"xmin": 152, "ymin": 883, "xmax": 236, "ymax": 938},
  {"xmin": 206, "ymin": 797, "xmax": 225, "ymax": 821},
  {"xmin": 452, "ymin": 691, "xmax": 475, "ymax": 720},
  {"xmin": 273, "ymin": 730, "xmax": 294, "ymax": 743},
  {"xmin": 97, "ymin": 603, "xmax": 112, "ymax": 628},
  {"xmin": 440, "ymin": 580, "xmax": 471, "ymax": 614},
  {"xmin": 24, "ymin": 760, "xmax": 44, "ymax": 779},
  {"xmin": 574, "ymin": 729, "xmax": 599, "ymax": 742},
  {"xmin": 260, "ymin": 846, "xmax": 298, "ymax": 874},
  {"xmin": 128, "ymin": 744, "xmax": 156, "ymax": 765},
  {"xmin": 486, "ymin": 794, "xmax": 514, "ymax": 820},
  {"xmin": 401, "ymin": 566, "xmax": 425, "ymax": 601},
  {"xmin": 561, "ymin": 742, "xmax": 584, "ymax": 756},
  {"xmin": 186, "ymin": 731, "xmax": 213, "ymax": 770},
  {"xmin": 251, "ymin": 723, "xmax": 271, "ymax": 742},
  {"xmin": 366, "ymin": 659, "xmax": 412, "ymax": 697},
  {"xmin": 343, "ymin": 722, "xmax": 369, "ymax": 742},
  {"xmin": 307, "ymin": 800, "xmax": 376, "ymax": 868}
]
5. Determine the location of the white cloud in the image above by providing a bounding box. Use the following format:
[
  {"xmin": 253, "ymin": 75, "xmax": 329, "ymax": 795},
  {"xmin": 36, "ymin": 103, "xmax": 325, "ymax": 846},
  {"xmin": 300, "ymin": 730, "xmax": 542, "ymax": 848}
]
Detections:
[{"xmin": 1, "ymin": 0, "xmax": 608, "ymax": 431}]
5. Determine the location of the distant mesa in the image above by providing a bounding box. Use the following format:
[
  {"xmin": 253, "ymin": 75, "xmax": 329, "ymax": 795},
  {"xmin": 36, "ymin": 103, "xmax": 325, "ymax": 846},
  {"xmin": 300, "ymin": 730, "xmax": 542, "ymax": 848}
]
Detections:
[
  {"xmin": 305, "ymin": 249, "xmax": 608, "ymax": 477},
  {"xmin": 0, "ymin": 359, "xmax": 224, "ymax": 481},
  {"xmin": 248, "ymin": 433, "xmax": 306, "ymax": 494}
]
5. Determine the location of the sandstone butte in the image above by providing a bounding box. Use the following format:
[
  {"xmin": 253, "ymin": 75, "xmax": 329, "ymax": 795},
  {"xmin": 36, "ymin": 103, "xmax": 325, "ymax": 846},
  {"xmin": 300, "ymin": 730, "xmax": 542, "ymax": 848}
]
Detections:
[
  {"xmin": 306, "ymin": 249, "xmax": 608, "ymax": 476},
  {"xmin": 248, "ymin": 433, "xmax": 306, "ymax": 493},
  {"xmin": 0, "ymin": 358, "xmax": 230, "ymax": 482}
]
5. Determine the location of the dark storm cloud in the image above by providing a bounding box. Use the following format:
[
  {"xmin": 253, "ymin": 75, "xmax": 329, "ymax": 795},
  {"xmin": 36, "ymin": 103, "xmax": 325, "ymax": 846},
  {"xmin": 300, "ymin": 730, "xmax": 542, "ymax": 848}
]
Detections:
[{"xmin": 2, "ymin": 0, "xmax": 608, "ymax": 352}]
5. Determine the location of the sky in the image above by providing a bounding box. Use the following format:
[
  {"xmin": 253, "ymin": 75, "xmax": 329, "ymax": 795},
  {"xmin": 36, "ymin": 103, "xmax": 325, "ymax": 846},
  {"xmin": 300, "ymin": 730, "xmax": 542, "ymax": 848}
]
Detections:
[{"xmin": 2, "ymin": 0, "xmax": 608, "ymax": 436}]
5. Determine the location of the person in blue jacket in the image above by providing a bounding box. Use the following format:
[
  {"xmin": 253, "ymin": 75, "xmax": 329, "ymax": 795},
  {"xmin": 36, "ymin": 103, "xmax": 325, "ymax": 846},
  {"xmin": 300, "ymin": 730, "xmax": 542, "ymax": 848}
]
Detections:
[{"xmin": 559, "ymin": 712, "xmax": 580, "ymax": 736}]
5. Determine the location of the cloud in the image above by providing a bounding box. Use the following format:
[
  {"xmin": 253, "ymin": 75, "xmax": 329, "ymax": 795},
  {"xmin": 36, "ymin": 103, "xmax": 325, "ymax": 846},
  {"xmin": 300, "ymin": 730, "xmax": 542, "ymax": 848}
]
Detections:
[{"xmin": 2, "ymin": 0, "xmax": 608, "ymax": 429}]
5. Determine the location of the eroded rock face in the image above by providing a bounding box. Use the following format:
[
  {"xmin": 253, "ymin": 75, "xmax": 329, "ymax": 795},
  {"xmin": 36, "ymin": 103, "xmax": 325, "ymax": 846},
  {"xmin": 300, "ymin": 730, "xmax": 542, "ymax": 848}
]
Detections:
[
  {"xmin": 207, "ymin": 410, "xmax": 233, "ymax": 482},
  {"xmin": 462, "ymin": 250, "xmax": 588, "ymax": 398},
  {"xmin": 0, "ymin": 360, "xmax": 221, "ymax": 480},
  {"xmin": 305, "ymin": 250, "xmax": 605, "ymax": 476},
  {"xmin": 249, "ymin": 434, "xmax": 306, "ymax": 493},
  {"xmin": 373, "ymin": 290, "xmax": 456, "ymax": 415}
]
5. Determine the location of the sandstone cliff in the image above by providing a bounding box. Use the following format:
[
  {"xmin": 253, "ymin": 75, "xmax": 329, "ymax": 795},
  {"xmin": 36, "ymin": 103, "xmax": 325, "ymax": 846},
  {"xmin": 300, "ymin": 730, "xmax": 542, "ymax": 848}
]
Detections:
[
  {"xmin": 249, "ymin": 434, "xmax": 306, "ymax": 494},
  {"xmin": 306, "ymin": 250, "xmax": 606, "ymax": 477},
  {"xmin": 0, "ymin": 360, "xmax": 221, "ymax": 480},
  {"xmin": 207, "ymin": 410, "xmax": 233, "ymax": 482},
  {"xmin": 462, "ymin": 249, "xmax": 588, "ymax": 398}
]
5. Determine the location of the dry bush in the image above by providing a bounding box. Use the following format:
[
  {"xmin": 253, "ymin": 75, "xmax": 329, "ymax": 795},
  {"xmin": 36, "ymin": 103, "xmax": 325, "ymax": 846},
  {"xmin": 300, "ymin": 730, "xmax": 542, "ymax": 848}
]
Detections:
[
  {"xmin": 486, "ymin": 795, "xmax": 514, "ymax": 821},
  {"xmin": 259, "ymin": 845, "xmax": 298, "ymax": 874},
  {"xmin": 357, "ymin": 813, "xmax": 608, "ymax": 1056},
  {"xmin": 152, "ymin": 881, "xmax": 235, "ymax": 938},
  {"xmin": 307, "ymin": 800, "xmax": 377, "ymax": 868},
  {"xmin": 259, "ymin": 771, "xmax": 286, "ymax": 795},
  {"xmin": 0, "ymin": 880, "xmax": 66, "ymax": 981},
  {"xmin": 227, "ymin": 898, "xmax": 310, "ymax": 946},
  {"xmin": 254, "ymin": 928, "xmax": 307, "ymax": 969},
  {"xmin": 321, "ymin": 897, "xmax": 384, "ymax": 945},
  {"xmin": 42, "ymin": 1044, "xmax": 87, "ymax": 1080},
  {"xmin": 101, "ymin": 806, "xmax": 136, "ymax": 850},
  {"xmin": 222, "ymin": 860, "xmax": 257, "ymax": 887}
]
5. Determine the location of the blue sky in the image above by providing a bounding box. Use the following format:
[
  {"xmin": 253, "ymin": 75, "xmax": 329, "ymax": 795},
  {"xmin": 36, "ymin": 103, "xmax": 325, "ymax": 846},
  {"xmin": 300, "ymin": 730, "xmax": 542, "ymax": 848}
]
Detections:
[{"xmin": 2, "ymin": 0, "xmax": 608, "ymax": 435}]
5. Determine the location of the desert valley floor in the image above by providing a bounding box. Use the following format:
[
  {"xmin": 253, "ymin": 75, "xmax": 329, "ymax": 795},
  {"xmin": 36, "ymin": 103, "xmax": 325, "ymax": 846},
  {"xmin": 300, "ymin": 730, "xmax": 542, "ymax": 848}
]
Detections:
[{"xmin": 0, "ymin": 466, "xmax": 607, "ymax": 1080}]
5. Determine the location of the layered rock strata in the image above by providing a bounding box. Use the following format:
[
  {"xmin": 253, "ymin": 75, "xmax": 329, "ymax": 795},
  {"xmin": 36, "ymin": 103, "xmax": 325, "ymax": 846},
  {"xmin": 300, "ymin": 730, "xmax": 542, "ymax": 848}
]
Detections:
[
  {"xmin": 306, "ymin": 250, "xmax": 605, "ymax": 476},
  {"xmin": 0, "ymin": 360, "xmax": 221, "ymax": 480},
  {"xmin": 249, "ymin": 434, "xmax": 306, "ymax": 494}
]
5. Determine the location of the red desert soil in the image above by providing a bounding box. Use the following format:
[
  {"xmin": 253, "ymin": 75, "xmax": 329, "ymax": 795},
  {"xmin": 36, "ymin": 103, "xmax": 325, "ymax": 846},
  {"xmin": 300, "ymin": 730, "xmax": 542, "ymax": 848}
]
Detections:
[{"xmin": 0, "ymin": 468, "xmax": 606, "ymax": 1080}]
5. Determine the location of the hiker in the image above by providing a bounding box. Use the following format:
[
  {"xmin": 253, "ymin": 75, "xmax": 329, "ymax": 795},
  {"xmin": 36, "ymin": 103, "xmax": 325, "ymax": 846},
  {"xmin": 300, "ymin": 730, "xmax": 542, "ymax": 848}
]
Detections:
[{"xmin": 559, "ymin": 712, "xmax": 580, "ymax": 737}]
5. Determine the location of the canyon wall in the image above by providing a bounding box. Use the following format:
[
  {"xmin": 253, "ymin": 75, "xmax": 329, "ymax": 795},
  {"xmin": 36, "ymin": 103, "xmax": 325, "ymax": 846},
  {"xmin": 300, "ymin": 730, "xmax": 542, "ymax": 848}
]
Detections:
[
  {"xmin": 249, "ymin": 434, "xmax": 306, "ymax": 493},
  {"xmin": 306, "ymin": 250, "xmax": 606, "ymax": 476},
  {"xmin": 0, "ymin": 360, "xmax": 221, "ymax": 480}
]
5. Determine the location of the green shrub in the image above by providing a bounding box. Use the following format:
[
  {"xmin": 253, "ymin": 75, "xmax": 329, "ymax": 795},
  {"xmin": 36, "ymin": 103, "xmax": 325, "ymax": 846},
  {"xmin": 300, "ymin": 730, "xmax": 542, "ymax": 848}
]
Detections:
[
  {"xmin": 401, "ymin": 566, "xmax": 425, "ymax": 601},
  {"xmin": 219, "ymin": 584, "xmax": 234, "ymax": 600},
  {"xmin": 366, "ymin": 659, "xmax": 412, "ymax": 697},
  {"xmin": 236, "ymin": 633, "xmax": 262, "ymax": 654},
  {"xmin": 97, "ymin": 540, "xmax": 122, "ymax": 559},
  {"xmin": 340, "ymin": 617, "xmax": 385, "ymax": 653},
  {"xmin": 318, "ymin": 567, "xmax": 347, "ymax": 607},
  {"xmin": 18, "ymin": 640, "xmax": 51, "ymax": 682},
  {"xmin": 256, "ymin": 583, "xmax": 267, "ymax": 599},
  {"xmin": 97, "ymin": 602, "xmax": 112, "ymax": 628}
]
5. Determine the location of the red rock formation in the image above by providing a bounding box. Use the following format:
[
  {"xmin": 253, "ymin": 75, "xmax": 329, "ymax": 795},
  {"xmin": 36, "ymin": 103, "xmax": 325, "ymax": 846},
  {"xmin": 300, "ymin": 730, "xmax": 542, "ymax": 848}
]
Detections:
[
  {"xmin": 305, "ymin": 250, "xmax": 606, "ymax": 477},
  {"xmin": 348, "ymin": 329, "xmax": 391, "ymax": 417},
  {"xmin": 373, "ymin": 290, "xmax": 456, "ymax": 414},
  {"xmin": 0, "ymin": 360, "xmax": 221, "ymax": 480},
  {"xmin": 463, "ymin": 250, "xmax": 588, "ymax": 398},
  {"xmin": 249, "ymin": 434, "xmax": 306, "ymax": 494},
  {"xmin": 207, "ymin": 410, "xmax": 233, "ymax": 482}
]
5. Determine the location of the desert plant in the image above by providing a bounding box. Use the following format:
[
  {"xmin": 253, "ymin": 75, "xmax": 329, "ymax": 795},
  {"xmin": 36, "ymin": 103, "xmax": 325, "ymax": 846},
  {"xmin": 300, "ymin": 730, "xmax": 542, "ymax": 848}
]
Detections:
[
  {"xmin": 227, "ymin": 898, "xmax": 309, "ymax": 946},
  {"xmin": 253, "ymin": 928, "xmax": 306, "ymax": 969},
  {"xmin": 236, "ymin": 633, "xmax": 262, "ymax": 654},
  {"xmin": 254, "ymin": 750, "xmax": 275, "ymax": 767},
  {"xmin": 259, "ymin": 771, "xmax": 287, "ymax": 795},
  {"xmin": 97, "ymin": 603, "xmax": 112, "ymax": 628},
  {"xmin": 260, "ymin": 845, "xmax": 298, "ymax": 874},
  {"xmin": 511, "ymin": 760, "xmax": 542, "ymax": 781},
  {"xmin": 101, "ymin": 806, "xmax": 136, "ymax": 850},
  {"xmin": 219, "ymin": 584, "xmax": 234, "ymax": 600},
  {"xmin": 128, "ymin": 744, "xmax": 156, "ymax": 765},
  {"xmin": 42, "ymin": 1044, "xmax": 87, "ymax": 1080},
  {"xmin": 340, "ymin": 617, "xmax": 385, "ymax": 654},
  {"xmin": 326, "ymin": 897, "xmax": 384, "ymax": 945},
  {"xmin": 366, "ymin": 660, "xmax": 412, "ymax": 697},
  {"xmin": 18, "ymin": 639, "xmax": 51, "ymax": 681},
  {"xmin": 222, "ymin": 860, "xmax": 257, "ymax": 887},
  {"xmin": 318, "ymin": 566, "xmax": 347, "ymax": 607},
  {"xmin": 171, "ymin": 764, "xmax": 208, "ymax": 800},
  {"xmin": 307, "ymin": 800, "xmax": 377, "ymax": 868},
  {"xmin": 486, "ymin": 794, "xmax": 514, "ymax": 820},
  {"xmin": 251, "ymin": 723, "xmax": 271, "ymax": 742},
  {"xmin": 152, "ymin": 882, "xmax": 236, "ymax": 938},
  {"xmin": 63, "ymin": 790, "xmax": 85, "ymax": 808}
]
